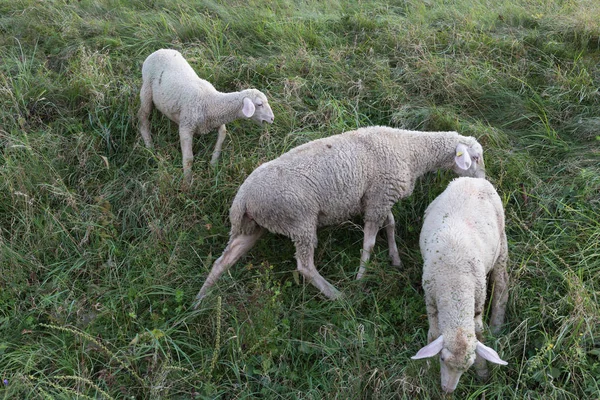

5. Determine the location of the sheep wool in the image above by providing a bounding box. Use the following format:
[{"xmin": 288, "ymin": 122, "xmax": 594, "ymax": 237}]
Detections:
[
  {"xmin": 412, "ymin": 177, "xmax": 509, "ymax": 393},
  {"xmin": 138, "ymin": 49, "xmax": 274, "ymax": 184},
  {"xmin": 193, "ymin": 126, "xmax": 486, "ymax": 306}
]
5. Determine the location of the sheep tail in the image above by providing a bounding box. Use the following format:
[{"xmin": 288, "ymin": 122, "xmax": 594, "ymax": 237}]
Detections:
[{"xmin": 229, "ymin": 196, "xmax": 260, "ymax": 236}]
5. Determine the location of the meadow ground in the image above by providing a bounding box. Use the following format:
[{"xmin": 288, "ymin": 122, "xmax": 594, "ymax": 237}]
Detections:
[{"xmin": 0, "ymin": 0, "xmax": 599, "ymax": 398}]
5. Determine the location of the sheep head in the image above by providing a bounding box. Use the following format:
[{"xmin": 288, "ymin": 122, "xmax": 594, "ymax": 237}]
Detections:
[
  {"xmin": 453, "ymin": 140, "xmax": 485, "ymax": 179},
  {"xmin": 411, "ymin": 331, "xmax": 507, "ymax": 393},
  {"xmin": 241, "ymin": 89, "xmax": 274, "ymax": 125}
]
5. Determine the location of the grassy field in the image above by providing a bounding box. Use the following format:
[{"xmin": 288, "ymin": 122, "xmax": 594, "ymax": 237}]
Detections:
[{"xmin": 1, "ymin": 0, "xmax": 599, "ymax": 398}]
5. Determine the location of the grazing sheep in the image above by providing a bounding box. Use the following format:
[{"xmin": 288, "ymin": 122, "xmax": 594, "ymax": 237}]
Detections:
[
  {"xmin": 138, "ymin": 49, "xmax": 274, "ymax": 184},
  {"xmin": 411, "ymin": 177, "xmax": 509, "ymax": 393},
  {"xmin": 193, "ymin": 126, "xmax": 485, "ymax": 306}
]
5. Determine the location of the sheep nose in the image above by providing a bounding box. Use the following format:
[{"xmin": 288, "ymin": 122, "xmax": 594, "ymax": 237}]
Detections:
[{"xmin": 442, "ymin": 385, "xmax": 454, "ymax": 394}]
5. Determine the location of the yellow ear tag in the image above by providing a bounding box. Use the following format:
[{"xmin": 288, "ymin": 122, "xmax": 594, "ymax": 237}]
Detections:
[{"xmin": 456, "ymin": 151, "xmax": 464, "ymax": 157}]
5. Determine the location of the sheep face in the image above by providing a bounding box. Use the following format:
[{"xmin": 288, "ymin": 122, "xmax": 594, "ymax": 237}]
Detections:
[
  {"xmin": 412, "ymin": 333, "xmax": 507, "ymax": 393},
  {"xmin": 453, "ymin": 141, "xmax": 485, "ymax": 178},
  {"xmin": 439, "ymin": 342, "xmax": 476, "ymax": 393},
  {"xmin": 241, "ymin": 90, "xmax": 274, "ymax": 125}
]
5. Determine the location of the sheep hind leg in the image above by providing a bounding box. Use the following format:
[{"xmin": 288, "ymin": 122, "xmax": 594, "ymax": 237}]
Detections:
[
  {"xmin": 355, "ymin": 221, "xmax": 379, "ymax": 280},
  {"xmin": 294, "ymin": 239, "xmax": 341, "ymax": 300},
  {"xmin": 210, "ymin": 124, "xmax": 227, "ymax": 166},
  {"xmin": 138, "ymin": 82, "xmax": 154, "ymax": 148},
  {"xmin": 385, "ymin": 212, "xmax": 401, "ymax": 267},
  {"xmin": 193, "ymin": 229, "xmax": 264, "ymax": 308}
]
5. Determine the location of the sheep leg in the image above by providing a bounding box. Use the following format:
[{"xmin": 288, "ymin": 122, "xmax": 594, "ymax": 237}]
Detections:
[
  {"xmin": 179, "ymin": 125, "xmax": 195, "ymax": 185},
  {"xmin": 355, "ymin": 221, "xmax": 380, "ymax": 280},
  {"xmin": 426, "ymin": 295, "xmax": 440, "ymax": 343},
  {"xmin": 138, "ymin": 82, "xmax": 154, "ymax": 148},
  {"xmin": 422, "ymin": 297, "xmax": 440, "ymax": 370},
  {"xmin": 474, "ymin": 312, "xmax": 490, "ymax": 380},
  {"xmin": 294, "ymin": 239, "xmax": 341, "ymax": 300},
  {"xmin": 385, "ymin": 212, "xmax": 401, "ymax": 267},
  {"xmin": 193, "ymin": 230, "xmax": 264, "ymax": 308},
  {"xmin": 489, "ymin": 238, "xmax": 509, "ymax": 335},
  {"xmin": 210, "ymin": 124, "xmax": 227, "ymax": 165}
]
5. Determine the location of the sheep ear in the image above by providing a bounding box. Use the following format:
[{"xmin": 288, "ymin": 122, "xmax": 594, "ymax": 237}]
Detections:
[
  {"xmin": 476, "ymin": 341, "xmax": 508, "ymax": 365},
  {"xmin": 455, "ymin": 143, "xmax": 472, "ymax": 170},
  {"xmin": 242, "ymin": 97, "xmax": 255, "ymax": 117},
  {"xmin": 411, "ymin": 335, "xmax": 444, "ymax": 359}
]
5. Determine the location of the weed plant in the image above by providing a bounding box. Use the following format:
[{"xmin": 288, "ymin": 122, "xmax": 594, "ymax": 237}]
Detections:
[{"xmin": 0, "ymin": 0, "xmax": 599, "ymax": 398}]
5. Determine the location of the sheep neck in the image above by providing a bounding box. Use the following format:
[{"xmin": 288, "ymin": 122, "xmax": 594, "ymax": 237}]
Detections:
[
  {"xmin": 203, "ymin": 91, "xmax": 246, "ymax": 131},
  {"xmin": 405, "ymin": 132, "xmax": 459, "ymax": 176},
  {"xmin": 435, "ymin": 275, "xmax": 477, "ymax": 338}
]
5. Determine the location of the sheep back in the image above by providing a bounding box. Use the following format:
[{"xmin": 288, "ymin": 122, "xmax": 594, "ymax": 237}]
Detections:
[
  {"xmin": 420, "ymin": 177, "xmax": 505, "ymax": 281},
  {"xmin": 141, "ymin": 49, "xmax": 216, "ymax": 124}
]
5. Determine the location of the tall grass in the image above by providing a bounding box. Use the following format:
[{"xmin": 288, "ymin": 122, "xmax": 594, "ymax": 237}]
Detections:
[{"xmin": 1, "ymin": 0, "xmax": 599, "ymax": 398}]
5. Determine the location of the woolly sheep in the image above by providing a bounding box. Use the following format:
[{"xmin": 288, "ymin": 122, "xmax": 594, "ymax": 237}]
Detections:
[
  {"xmin": 193, "ymin": 126, "xmax": 485, "ymax": 306},
  {"xmin": 138, "ymin": 49, "xmax": 274, "ymax": 184},
  {"xmin": 411, "ymin": 177, "xmax": 509, "ymax": 393}
]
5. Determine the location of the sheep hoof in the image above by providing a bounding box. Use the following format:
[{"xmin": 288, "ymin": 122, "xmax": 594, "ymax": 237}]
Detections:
[
  {"xmin": 490, "ymin": 323, "xmax": 503, "ymax": 336},
  {"xmin": 391, "ymin": 258, "xmax": 402, "ymax": 268},
  {"xmin": 328, "ymin": 289, "xmax": 343, "ymax": 300},
  {"xmin": 321, "ymin": 284, "xmax": 342, "ymax": 300},
  {"xmin": 476, "ymin": 369, "xmax": 490, "ymax": 381},
  {"xmin": 181, "ymin": 175, "xmax": 193, "ymax": 190},
  {"xmin": 192, "ymin": 293, "xmax": 206, "ymax": 310}
]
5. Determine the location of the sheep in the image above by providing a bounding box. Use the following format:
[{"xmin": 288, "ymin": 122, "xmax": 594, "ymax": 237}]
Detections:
[
  {"xmin": 193, "ymin": 126, "xmax": 485, "ymax": 306},
  {"xmin": 411, "ymin": 177, "xmax": 509, "ymax": 393},
  {"xmin": 138, "ymin": 49, "xmax": 274, "ymax": 184}
]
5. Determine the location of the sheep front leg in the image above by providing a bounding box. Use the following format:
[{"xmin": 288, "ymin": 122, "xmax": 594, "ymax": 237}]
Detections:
[
  {"xmin": 138, "ymin": 82, "xmax": 154, "ymax": 148},
  {"xmin": 193, "ymin": 229, "xmax": 264, "ymax": 308},
  {"xmin": 425, "ymin": 296, "xmax": 440, "ymax": 343},
  {"xmin": 356, "ymin": 221, "xmax": 379, "ymax": 280},
  {"xmin": 423, "ymin": 296, "xmax": 440, "ymax": 370},
  {"xmin": 294, "ymin": 238, "xmax": 341, "ymax": 300},
  {"xmin": 474, "ymin": 311, "xmax": 490, "ymax": 380},
  {"xmin": 210, "ymin": 124, "xmax": 227, "ymax": 165},
  {"xmin": 489, "ymin": 240, "xmax": 509, "ymax": 335},
  {"xmin": 385, "ymin": 212, "xmax": 401, "ymax": 267},
  {"xmin": 179, "ymin": 125, "xmax": 195, "ymax": 186}
]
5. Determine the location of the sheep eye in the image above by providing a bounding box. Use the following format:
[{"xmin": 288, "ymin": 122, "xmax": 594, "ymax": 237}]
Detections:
[{"xmin": 256, "ymin": 103, "xmax": 263, "ymax": 107}]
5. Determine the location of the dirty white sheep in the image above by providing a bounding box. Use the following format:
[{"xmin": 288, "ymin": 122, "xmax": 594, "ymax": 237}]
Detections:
[
  {"xmin": 138, "ymin": 49, "xmax": 274, "ymax": 184},
  {"xmin": 193, "ymin": 126, "xmax": 486, "ymax": 306},
  {"xmin": 411, "ymin": 177, "xmax": 509, "ymax": 393}
]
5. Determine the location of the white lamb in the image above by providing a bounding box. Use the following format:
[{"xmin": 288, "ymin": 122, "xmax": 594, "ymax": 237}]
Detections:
[
  {"xmin": 411, "ymin": 177, "xmax": 509, "ymax": 393},
  {"xmin": 193, "ymin": 126, "xmax": 485, "ymax": 306},
  {"xmin": 138, "ymin": 49, "xmax": 274, "ymax": 184}
]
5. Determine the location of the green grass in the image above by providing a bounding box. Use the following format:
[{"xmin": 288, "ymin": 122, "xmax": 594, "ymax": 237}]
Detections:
[{"xmin": 1, "ymin": 0, "xmax": 599, "ymax": 398}]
